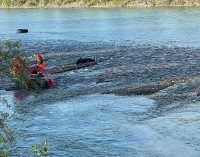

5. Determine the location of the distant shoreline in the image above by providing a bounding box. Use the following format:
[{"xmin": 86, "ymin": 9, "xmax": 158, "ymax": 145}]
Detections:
[
  {"xmin": 1, "ymin": 6, "xmax": 200, "ymax": 9},
  {"xmin": 0, "ymin": 2, "xmax": 199, "ymax": 9}
]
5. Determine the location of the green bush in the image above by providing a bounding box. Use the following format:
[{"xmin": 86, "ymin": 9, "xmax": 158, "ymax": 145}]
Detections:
[
  {"xmin": 0, "ymin": 96, "xmax": 15, "ymax": 157},
  {"xmin": 0, "ymin": 40, "xmax": 26, "ymax": 76},
  {"xmin": 1, "ymin": 0, "xmax": 11, "ymax": 6},
  {"xmin": 30, "ymin": 140, "xmax": 48, "ymax": 157},
  {"xmin": 26, "ymin": 0, "xmax": 40, "ymax": 6},
  {"xmin": 0, "ymin": 40, "xmax": 32, "ymax": 90},
  {"xmin": 15, "ymin": 0, "xmax": 27, "ymax": 6},
  {"xmin": 63, "ymin": 0, "xmax": 77, "ymax": 3}
]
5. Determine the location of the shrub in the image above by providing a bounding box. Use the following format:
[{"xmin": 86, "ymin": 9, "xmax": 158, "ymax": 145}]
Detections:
[
  {"xmin": 0, "ymin": 96, "xmax": 15, "ymax": 157},
  {"xmin": 1, "ymin": 0, "xmax": 11, "ymax": 6},
  {"xmin": 0, "ymin": 40, "xmax": 32, "ymax": 90},
  {"xmin": 26, "ymin": 0, "xmax": 40, "ymax": 6},
  {"xmin": 0, "ymin": 40, "xmax": 27, "ymax": 76}
]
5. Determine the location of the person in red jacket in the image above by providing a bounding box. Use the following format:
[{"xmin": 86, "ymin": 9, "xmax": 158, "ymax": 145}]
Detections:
[
  {"xmin": 34, "ymin": 53, "xmax": 46, "ymax": 74},
  {"xmin": 12, "ymin": 53, "xmax": 54, "ymax": 89},
  {"xmin": 34, "ymin": 53, "xmax": 54, "ymax": 89}
]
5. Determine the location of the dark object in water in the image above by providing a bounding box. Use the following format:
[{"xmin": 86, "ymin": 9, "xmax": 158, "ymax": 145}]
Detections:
[
  {"xmin": 17, "ymin": 29, "xmax": 28, "ymax": 33},
  {"xmin": 76, "ymin": 58, "xmax": 95, "ymax": 64}
]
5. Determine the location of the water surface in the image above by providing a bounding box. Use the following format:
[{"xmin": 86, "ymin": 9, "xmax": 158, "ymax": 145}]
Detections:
[
  {"xmin": 0, "ymin": 8, "xmax": 200, "ymax": 157},
  {"xmin": 0, "ymin": 8, "xmax": 199, "ymax": 46},
  {"xmin": 1, "ymin": 92, "xmax": 200, "ymax": 157}
]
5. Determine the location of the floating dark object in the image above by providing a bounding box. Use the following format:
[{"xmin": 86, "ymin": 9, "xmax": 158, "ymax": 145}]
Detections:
[
  {"xmin": 76, "ymin": 58, "xmax": 96, "ymax": 64},
  {"xmin": 17, "ymin": 29, "xmax": 28, "ymax": 33}
]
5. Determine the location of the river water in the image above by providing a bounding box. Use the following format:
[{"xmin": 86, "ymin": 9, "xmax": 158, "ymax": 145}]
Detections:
[
  {"xmin": 0, "ymin": 8, "xmax": 200, "ymax": 46},
  {"xmin": 1, "ymin": 90, "xmax": 200, "ymax": 157},
  {"xmin": 0, "ymin": 8, "xmax": 200, "ymax": 157}
]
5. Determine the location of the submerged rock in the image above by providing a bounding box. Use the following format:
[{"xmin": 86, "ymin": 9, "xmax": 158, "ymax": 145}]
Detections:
[{"xmin": 106, "ymin": 80, "xmax": 175, "ymax": 96}]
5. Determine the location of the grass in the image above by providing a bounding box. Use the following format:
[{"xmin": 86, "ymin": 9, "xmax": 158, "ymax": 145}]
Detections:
[{"xmin": 0, "ymin": 0, "xmax": 199, "ymax": 7}]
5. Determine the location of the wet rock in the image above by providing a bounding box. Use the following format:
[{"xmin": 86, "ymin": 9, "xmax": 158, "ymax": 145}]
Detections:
[
  {"xmin": 197, "ymin": 92, "xmax": 200, "ymax": 96},
  {"xmin": 96, "ymin": 77, "xmax": 111, "ymax": 83},
  {"xmin": 106, "ymin": 80, "xmax": 175, "ymax": 96},
  {"xmin": 75, "ymin": 58, "xmax": 95, "ymax": 64},
  {"xmin": 17, "ymin": 29, "xmax": 28, "ymax": 33}
]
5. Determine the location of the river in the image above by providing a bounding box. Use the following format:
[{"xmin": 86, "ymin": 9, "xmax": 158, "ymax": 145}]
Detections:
[
  {"xmin": 0, "ymin": 8, "xmax": 200, "ymax": 46},
  {"xmin": 0, "ymin": 8, "xmax": 200, "ymax": 157}
]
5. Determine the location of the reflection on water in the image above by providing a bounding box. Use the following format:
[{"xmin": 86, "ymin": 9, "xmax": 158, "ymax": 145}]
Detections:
[
  {"xmin": 0, "ymin": 8, "xmax": 200, "ymax": 46},
  {"xmin": 0, "ymin": 92, "xmax": 199, "ymax": 157}
]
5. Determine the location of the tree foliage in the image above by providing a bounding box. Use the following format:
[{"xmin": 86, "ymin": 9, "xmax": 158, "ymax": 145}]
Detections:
[
  {"xmin": 0, "ymin": 40, "xmax": 48, "ymax": 156},
  {"xmin": 0, "ymin": 96, "xmax": 15, "ymax": 157},
  {"xmin": 0, "ymin": 40, "xmax": 27, "ymax": 77}
]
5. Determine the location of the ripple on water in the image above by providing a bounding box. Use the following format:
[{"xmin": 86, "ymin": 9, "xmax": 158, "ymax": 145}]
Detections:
[{"xmin": 0, "ymin": 92, "xmax": 199, "ymax": 157}]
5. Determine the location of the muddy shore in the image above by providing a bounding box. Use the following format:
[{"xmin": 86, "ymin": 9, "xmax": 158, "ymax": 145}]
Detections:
[{"xmin": 1, "ymin": 41, "xmax": 200, "ymax": 116}]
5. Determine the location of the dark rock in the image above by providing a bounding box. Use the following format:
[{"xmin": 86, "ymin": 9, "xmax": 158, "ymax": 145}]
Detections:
[
  {"xmin": 17, "ymin": 29, "xmax": 28, "ymax": 33},
  {"xmin": 76, "ymin": 58, "xmax": 95, "ymax": 64},
  {"xmin": 96, "ymin": 77, "xmax": 111, "ymax": 83}
]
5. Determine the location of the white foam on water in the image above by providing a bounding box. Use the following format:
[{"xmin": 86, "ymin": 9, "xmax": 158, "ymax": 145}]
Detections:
[{"xmin": 1, "ymin": 92, "xmax": 200, "ymax": 157}]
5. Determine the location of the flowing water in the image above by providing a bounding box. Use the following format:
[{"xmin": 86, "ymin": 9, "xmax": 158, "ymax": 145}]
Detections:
[
  {"xmin": 0, "ymin": 8, "xmax": 200, "ymax": 156},
  {"xmin": 1, "ymin": 91, "xmax": 200, "ymax": 157},
  {"xmin": 0, "ymin": 8, "xmax": 200, "ymax": 46}
]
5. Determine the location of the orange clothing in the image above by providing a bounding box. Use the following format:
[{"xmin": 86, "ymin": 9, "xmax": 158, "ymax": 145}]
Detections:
[
  {"xmin": 11, "ymin": 53, "xmax": 54, "ymax": 90},
  {"xmin": 34, "ymin": 53, "xmax": 46, "ymax": 74},
  {"xmin": 11, "ymin": 58, "xmax": 27, "ymax": 75}
]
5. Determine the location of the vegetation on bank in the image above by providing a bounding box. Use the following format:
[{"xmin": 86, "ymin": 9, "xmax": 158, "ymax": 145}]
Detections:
[
  {"xmin": 0, "ymin": 41, "xmax": 27, "ymax": 156},
  {"xmin": 0, "ymin": 96, "xmax": 15, "ymax": 157},
  {"xmin": 0, "ymin": 40, "xmax": 30, "ymax": 89},
  {"xmin": 0, "ymin": 40, "xmax": 49, "ymax": 156},
  {"xmin": 0, "ymin": 0, "xmax": 199, "ymax": 7}
]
